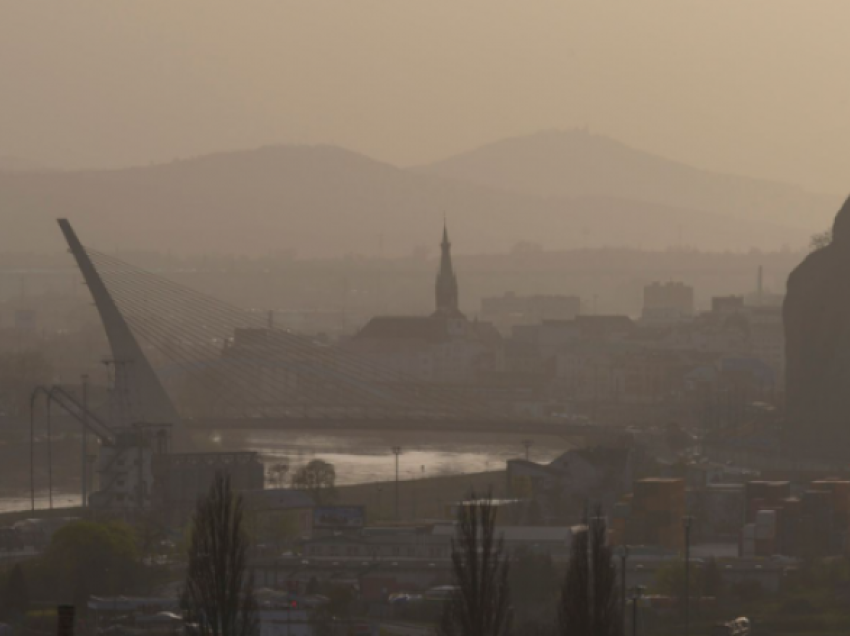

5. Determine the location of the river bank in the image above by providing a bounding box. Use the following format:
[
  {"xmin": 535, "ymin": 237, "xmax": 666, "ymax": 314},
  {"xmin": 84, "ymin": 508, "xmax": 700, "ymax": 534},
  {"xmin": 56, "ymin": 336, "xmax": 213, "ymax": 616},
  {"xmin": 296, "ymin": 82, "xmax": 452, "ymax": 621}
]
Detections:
[{"xmin": 0, "ymin": 428, "xmax": 567, "ymax": 514}]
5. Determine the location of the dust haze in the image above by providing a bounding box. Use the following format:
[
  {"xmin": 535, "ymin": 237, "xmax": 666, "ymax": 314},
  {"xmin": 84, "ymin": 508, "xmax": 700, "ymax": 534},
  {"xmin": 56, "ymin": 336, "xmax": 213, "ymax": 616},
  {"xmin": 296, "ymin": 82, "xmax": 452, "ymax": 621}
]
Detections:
[
  {"xmin": 1, "ymin": 2, "xmax": 849, "ymax": 257},
  {"xmin": 4, "ymin": 4, "xmax": 850, "ymax": 634}
]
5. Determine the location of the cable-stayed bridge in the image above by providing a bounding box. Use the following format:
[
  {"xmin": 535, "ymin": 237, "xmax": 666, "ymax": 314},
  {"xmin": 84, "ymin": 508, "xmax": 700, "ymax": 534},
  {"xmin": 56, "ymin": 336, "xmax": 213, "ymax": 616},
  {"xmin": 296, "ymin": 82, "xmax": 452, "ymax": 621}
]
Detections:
[{"xmin": 59, "ymin": 219, "xmax": 622, "ymax": 439}]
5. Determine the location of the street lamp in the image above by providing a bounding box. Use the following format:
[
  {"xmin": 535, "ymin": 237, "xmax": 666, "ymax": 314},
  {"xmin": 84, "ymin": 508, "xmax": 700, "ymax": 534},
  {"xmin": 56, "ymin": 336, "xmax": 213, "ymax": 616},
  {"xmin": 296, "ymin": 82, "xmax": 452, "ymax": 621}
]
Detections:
[
  {"xmin": 630, "ymin": 585, "xmax": 645, "ymax": 636},
  {"xmin": 683, "ymin": 515, "xmax": 694, "ymax": 636}
]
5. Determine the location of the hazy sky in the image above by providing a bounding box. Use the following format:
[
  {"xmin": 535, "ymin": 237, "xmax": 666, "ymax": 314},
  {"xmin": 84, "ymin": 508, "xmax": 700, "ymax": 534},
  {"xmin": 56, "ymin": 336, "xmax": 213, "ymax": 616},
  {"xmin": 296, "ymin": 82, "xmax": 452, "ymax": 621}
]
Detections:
[{"xmin": 3, "ymin": 1, "xmax": 850, "ymax": 193}]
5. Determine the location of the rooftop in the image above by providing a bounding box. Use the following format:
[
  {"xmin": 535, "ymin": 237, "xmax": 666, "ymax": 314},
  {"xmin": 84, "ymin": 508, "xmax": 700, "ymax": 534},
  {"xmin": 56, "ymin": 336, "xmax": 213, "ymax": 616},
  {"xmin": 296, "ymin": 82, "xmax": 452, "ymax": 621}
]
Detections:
[{"xmin": 355, "ymin": 316, "xmax": 451, "ymax": 343}]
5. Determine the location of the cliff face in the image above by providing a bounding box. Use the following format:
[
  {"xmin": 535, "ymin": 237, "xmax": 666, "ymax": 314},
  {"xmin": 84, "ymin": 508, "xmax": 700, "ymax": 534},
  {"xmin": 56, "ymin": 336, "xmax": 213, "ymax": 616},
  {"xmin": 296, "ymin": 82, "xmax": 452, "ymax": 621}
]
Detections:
[{"xmin": 784, "ymin": 197, "xmax": 850, "ymax": 457}]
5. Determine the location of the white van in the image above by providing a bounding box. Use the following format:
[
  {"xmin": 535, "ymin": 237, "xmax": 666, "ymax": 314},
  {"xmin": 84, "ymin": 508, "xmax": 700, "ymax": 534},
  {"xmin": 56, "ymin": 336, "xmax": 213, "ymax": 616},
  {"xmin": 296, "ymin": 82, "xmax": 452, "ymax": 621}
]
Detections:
[{"xmin": 713, "ymin": 617, "xmax": 750, "ymax": 636}]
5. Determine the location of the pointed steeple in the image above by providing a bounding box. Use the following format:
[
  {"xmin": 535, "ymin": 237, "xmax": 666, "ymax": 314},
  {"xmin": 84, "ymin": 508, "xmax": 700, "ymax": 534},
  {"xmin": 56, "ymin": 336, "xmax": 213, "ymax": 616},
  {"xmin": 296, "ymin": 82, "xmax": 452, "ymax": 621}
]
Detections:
[{"xmin": 435, "ymin": 220, "xmax": 461, "ymax": 316}]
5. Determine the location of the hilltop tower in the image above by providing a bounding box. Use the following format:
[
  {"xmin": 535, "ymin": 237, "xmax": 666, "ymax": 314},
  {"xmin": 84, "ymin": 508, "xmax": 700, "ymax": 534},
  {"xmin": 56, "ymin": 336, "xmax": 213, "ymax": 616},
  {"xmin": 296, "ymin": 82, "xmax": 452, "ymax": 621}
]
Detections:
[{"xmin": 435, "ymin": 222, "xmax": 461, "ymax": 317}]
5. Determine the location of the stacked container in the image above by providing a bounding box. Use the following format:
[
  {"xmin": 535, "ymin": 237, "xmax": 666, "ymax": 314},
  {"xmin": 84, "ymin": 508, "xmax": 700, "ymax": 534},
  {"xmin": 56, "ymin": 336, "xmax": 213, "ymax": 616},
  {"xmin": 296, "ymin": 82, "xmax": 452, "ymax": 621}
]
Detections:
[
  {"xmin": 754, "ymin": 509, "xmax": 777, "ymax": 556},
  {"xmin": 610, "ymin": 498, "xmax": 631, "ymax": 546},
  {"xmin": 811, "ymin": 481, "xmax": 850, "ymax": 554},
  {"xmin": 628, "ymin": 478, "xmax": 686, "ymax": 549},
  {"xmin": 739, "ymin": 480, "xmax": 850, "ymax": 557},
  {"xmin": 744, "ymin": 481, "xmax": 791, "ymax": 522},
  {"xmin": 780, "ymin": 497, "xmax": 803, "ymax": 556},
  {"xmin": 801, "ymin": 490, "xmax": 834, "ymax": 557},
  {"xmin": 740, "ymin": 523, "xmax": 756, "ymax": 557}
]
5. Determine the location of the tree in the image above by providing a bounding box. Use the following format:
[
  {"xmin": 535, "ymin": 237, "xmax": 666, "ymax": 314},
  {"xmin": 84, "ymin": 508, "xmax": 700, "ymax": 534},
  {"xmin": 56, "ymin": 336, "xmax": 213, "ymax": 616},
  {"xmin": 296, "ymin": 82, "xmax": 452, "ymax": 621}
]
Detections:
[
  {"xmin": 251, "ymin": 511, "xmax": 300, "ymax": 553},
  {"xmin": 183, "ymin": 471, "xmax": 257, "ymax": 636},
  {"xmin": 308, "ymin": 583, "xmax": 354, "ymax": 636},
  {"xmin": 810, "ymin": 228, "xmax": 833, "ymax": 252},
  {"xmin": 34, "ymin": 520, "xmax": 142, "ymax": 611},
  {"xmin": 559, "ymin": 526, "xmax": 590, "ymax": 635},
  {"xmin": 439, "ymin": 493, "xmax": 512, "ymax": 636},
  {"xmin": 652, "ymin": 558, "xmax": 700, "ymax": 605},
  {"xmin": 513, "ymin": 618, "xmax": 553, "ymax": 636},
  {"xmin": 652, "ymin": 557, "xmax": 721, "ymax": 618},
  {"xmin": 291, "ymin": 459, "xmax": 337, "ymax": 505},
  {"xmin": 510, "ymin": 547, "xmax": 557, "ymax": 605},
  {"xmin": 557, "ymin": 511, "xmax": 621, "ymax": 636},
  {"xmin": 134, "ymin": 512, "xmax": 168, "ymax": 560},
  {"xmin": 2, "ymin": 564, "xmax": 29, "ymax": 619},
  {"xmin": 267, "ymin": 462, "xmax": 290, "ymax": 488}
]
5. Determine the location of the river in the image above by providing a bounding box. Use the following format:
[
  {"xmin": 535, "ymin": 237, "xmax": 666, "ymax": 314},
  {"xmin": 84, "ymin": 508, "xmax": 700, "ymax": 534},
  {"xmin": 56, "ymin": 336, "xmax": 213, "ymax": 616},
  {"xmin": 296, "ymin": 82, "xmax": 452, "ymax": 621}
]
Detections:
[{"xmin": 0, "ymin": 429, "xmax": 570, "ymax": 513}]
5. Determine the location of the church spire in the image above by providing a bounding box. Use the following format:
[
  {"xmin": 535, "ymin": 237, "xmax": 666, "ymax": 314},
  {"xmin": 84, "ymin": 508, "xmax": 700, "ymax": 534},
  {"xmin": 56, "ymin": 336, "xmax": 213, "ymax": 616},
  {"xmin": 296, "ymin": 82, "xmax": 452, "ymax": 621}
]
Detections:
[{"xmin": 435, "ymin": 220, "xmax": 460, "ymax": 316}]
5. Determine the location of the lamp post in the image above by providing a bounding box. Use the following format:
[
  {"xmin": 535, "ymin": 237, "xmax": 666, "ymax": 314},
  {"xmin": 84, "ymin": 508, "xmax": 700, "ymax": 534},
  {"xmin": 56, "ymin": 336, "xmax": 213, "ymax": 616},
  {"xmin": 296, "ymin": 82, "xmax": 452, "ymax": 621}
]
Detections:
[
  {"xmin": 391, "ymin": 446, "xmax": 401, "ymax": 521},
  {"xmin": 413, "ymin": 465, "xmax": 424, "ymax": 521},
  {"xmin": 683, "ymin": 515, "xmax": 694, "ymax": 636},
  {"xmin": 621, "ymin": 545, "xmax": 630, "ymax": 634},
  {"xmin": 46, "ymin": 398, "xmax": 53, "ymax": 510},
  {"xmin": 29, "ymin": 390, "xmax": 37, "ymax": 512},
  {"xmin": 631, "ymin": 585, "xmax": 644, "ymax": 636},
  {"xmin": 81, "ymin": 373, "xmax": 89, "ymax": 509}
]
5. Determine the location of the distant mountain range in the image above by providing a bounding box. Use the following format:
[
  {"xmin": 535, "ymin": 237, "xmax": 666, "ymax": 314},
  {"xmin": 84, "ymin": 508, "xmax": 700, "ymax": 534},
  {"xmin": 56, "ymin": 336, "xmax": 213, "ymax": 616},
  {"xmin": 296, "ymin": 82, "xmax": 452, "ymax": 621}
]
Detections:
[
  {"xmin": 416, "ymin": 129, "xmax": 838, "ymax": 231},
  {"xmin": 0, "ymin": 134, "xmax": 836, "ymax": 256},
  {"xmin": 0, "ymin": 155, "xmax": 50, "ymax": 173}
]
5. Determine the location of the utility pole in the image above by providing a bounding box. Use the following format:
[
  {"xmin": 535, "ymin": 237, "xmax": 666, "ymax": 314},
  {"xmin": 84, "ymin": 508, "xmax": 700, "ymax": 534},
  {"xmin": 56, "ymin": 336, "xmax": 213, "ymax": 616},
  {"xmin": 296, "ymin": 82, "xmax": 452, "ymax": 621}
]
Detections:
[
  {"xmin": 621, "ymin": 545, "xmax": 630, "ymax": 636},
  {"xmin": 683, "ymin": 515, "xmax": 694, "ymax": 636},
  {"xmin": 82, "ymin": 374, "xmax": 89, "ymax": 508},
  {"xmin": 522, "ymin": 439, "xmax": 532, "ymax": 461},
  {"xmin": 420, "ymin": 465, "xmax": 425, "ymax": 515},
  {"xmin": 47, "ymin": 398, "xmax": 53, "ymax": 510},
  {"xmin": 391, "ymin": 446, "xmax": 401, "ymax": 522},
  {"xmin": 29, "ymin": 390, "xmax": 36, "ymax": 512}
]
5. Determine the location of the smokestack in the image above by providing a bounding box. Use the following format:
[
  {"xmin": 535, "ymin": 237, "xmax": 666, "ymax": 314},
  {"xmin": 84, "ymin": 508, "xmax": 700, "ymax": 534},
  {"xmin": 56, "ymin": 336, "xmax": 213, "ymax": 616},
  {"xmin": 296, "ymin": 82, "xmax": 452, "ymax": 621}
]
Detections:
[{"xmin": 757, "ymin": 265, "xmax": 763, "ymax": 304}]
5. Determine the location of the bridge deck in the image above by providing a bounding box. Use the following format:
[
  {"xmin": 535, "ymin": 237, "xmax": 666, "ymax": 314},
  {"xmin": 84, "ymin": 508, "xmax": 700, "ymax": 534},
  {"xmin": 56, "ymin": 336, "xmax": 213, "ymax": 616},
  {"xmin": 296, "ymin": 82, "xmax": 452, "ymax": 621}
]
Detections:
[{"xmin": 187, "ymin": 416, "xmax": 628, "ymax": 437}]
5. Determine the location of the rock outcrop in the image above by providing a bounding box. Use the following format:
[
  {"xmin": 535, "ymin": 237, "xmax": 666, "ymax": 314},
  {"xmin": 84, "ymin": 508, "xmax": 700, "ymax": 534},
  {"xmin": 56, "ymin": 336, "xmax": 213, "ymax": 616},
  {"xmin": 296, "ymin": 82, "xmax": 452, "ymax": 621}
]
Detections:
[{"xmin": 784, "ymin": 196, "xmax": 850, "ymax": 457}]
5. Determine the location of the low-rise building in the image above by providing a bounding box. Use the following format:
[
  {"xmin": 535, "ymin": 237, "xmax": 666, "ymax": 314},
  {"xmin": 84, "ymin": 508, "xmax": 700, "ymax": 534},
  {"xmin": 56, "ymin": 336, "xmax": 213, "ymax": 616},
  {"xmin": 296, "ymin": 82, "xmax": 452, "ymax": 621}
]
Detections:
[
  {"xmin": 507, "ymin": 446, "xmax": 636, "ymax": 514},
  {"xmin": 346, "ymin": 225, "xmax": 500, "ymax": 383},
  {"xmin": 481, "ymin": 292, "xmax": 580, "ymax": 333},
  {"xmin": 303, "ymin": 526, "xmax": 451, "ymax": 562},
  {"xmin": 151, "ymin": 451, "xmax": 265, "ymax": 522},
  {"xmin": 642, "ymin": 282, "xmax": 694, "ymax": 325}
]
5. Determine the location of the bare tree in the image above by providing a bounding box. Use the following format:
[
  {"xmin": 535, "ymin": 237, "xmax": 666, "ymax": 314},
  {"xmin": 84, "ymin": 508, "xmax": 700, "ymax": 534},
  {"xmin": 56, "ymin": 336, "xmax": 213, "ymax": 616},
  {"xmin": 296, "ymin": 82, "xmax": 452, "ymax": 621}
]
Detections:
[
  {"xmin": 291, "ymin": 459, "xmax": 337, "ymax": 505},
  {"xmin": 558, "ymin": 510, "xmax": 622, "ymax": 636},
  {"xmin": 439, "ymin": 492, "xmax": 512, "ymax": 636},
  {"xmin": 2, "ymin": 564, "xmax": 29, "ymax": 620},
  {"xmin": 183, "ymin": 472, "xmax": 257, "ymax": 636},
  {"xmin": 559, "ymin": 524, "xmax": 590, "ymax": 635}
]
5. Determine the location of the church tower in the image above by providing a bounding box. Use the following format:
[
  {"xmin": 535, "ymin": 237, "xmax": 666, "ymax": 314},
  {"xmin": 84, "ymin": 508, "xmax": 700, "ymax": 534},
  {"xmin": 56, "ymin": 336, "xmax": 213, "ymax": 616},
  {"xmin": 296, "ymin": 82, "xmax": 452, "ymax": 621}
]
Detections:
[{"xmin": 434, "ymin": 222, "xmax": 461, "ymax": 316}]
